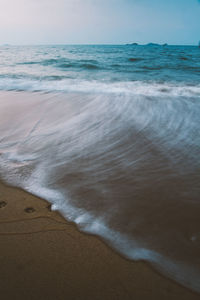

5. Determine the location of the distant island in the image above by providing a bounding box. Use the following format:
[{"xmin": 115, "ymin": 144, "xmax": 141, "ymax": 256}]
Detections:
[
  {"xmin": 126, "ymin": 43, "xmax": 138, "ymax": 46},
  {"xmin": 126, "ymin": 42, "xmax": 168, "ymax": 47},
  {"xmin": 146, "ymin": 42, "xmax": 168, "ymax": 47}
]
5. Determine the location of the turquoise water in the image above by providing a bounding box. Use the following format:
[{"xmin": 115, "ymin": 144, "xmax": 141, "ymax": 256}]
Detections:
[{"xmin": 0, "ymin": 44, "xmax": 200, "ymax": 92}]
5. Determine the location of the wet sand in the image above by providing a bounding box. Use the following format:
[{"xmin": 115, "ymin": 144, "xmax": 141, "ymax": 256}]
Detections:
[{"xmin": 0, "ymin": 181, "xmax": 199, "ymax": 300}]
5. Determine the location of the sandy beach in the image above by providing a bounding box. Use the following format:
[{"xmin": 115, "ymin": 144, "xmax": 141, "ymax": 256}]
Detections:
[{"xmin": 0, "ymin": 181, "xmax": 199, "ymax": 300}]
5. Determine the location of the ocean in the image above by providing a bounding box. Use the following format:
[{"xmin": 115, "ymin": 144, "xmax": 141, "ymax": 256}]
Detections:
[{"xmin": 0, "ymin": 44, "xmax": 200, "ymax": 292}]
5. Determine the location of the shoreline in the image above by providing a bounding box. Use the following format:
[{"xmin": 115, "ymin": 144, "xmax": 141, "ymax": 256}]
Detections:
[{"xmin": 0, "ymin": 181, "xmax": 199, "ymax": 300}]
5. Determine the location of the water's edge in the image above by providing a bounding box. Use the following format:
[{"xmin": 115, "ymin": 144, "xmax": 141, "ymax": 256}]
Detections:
[{"xmin": 0, "ymin": 91, "xmax": 200, "ymax": 293}]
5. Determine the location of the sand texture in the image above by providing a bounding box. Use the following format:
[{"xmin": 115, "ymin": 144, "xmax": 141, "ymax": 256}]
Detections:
[{"xmin": 0, "ymin": 181, "xmax": 199, "ymax": 300}]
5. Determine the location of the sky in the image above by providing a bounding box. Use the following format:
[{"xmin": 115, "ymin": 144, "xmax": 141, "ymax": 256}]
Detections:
[{"xmin": 0, "ymin": 0, "xmax": 200, "ymax": 45}]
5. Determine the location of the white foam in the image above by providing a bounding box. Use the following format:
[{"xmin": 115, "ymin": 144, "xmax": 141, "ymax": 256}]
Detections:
[
  {"xmin": 0, "ymin": 91, "xmax": 200, "ymax": 293},
  {"xmin": 0, "ymin": 77, "xmax": 200, "ymax": 98}
]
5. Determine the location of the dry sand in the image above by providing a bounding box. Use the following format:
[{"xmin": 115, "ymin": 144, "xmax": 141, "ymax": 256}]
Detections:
[{"xmin": 0, "ymin": 181, "xmax": 199, "ymax": 300}]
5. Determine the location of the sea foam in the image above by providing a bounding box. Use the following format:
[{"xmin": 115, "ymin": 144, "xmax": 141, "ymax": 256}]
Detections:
[{"xmin": 0, "ymin": 90, "xmax": 200, "ymax": 292}]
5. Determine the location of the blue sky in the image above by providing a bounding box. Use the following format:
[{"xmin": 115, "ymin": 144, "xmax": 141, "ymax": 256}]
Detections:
[{"xmin": 0, "ymin": 0, "xmax": 200, "ymax": 45}]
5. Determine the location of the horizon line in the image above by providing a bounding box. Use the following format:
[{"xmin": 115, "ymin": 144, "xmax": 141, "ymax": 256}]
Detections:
[{"xmin": 0, "ymin": 42, "xmax": 199, "ymax": 47}]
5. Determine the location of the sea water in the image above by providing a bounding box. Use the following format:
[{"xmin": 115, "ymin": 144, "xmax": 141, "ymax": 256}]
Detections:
[{"xmin": 0, "ymin": 44, "xmax": 200, "ymax": 292}]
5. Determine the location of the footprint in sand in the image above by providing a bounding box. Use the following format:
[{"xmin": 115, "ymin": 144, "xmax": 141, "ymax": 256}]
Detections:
[
  {"xmin": 24, "ymin": 207, "xmax": 35, "ymax": 213},
  {"xmin": 0, "ymin": 201, "xmax": 7, "ymax": 208}
]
